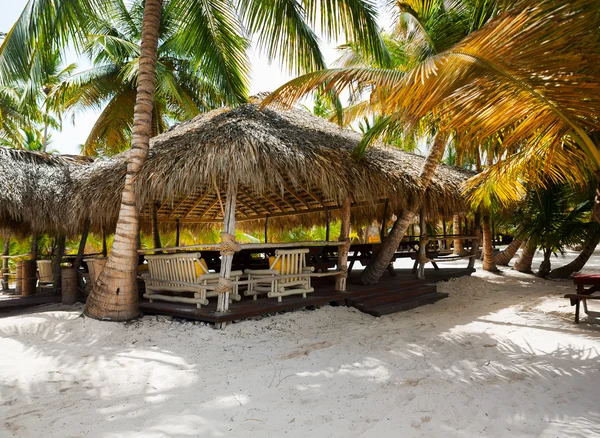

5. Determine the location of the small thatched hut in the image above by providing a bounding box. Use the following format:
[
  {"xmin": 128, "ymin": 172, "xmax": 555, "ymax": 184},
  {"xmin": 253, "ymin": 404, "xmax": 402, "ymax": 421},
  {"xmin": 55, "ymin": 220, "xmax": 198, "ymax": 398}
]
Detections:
[{"xmin": 0, "ymin": 148, "xmax": 93, "ymax": 236}]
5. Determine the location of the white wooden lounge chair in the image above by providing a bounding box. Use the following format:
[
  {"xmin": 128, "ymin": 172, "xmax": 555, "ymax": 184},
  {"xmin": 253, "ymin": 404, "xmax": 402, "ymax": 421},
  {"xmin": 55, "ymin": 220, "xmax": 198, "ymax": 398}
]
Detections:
[
  {"xmin": 244, "ymin": 248, "xmax": 314, "ymax": 302},
  {"xmin": 143, "ymin": 252, "xmax": 242, "ymax": 308},
  {"xmin": 37, "ymin": 260, "xmax": 53, "ymax": 285}
]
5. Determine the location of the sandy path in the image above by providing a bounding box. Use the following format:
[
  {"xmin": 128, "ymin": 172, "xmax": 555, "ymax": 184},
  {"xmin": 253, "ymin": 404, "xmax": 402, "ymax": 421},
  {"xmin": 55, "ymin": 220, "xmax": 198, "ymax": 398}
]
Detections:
[{"xmin": 1, "ymin": 251, "xmax": 599, "ymax": 437}]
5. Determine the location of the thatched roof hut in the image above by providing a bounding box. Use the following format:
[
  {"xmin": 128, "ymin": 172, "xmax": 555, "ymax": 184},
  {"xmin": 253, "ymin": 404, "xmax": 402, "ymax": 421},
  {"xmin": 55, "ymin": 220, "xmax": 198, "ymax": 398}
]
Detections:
[
  {"xmin": 85, "ymin": 104, "xmax": 472, "ymax": 233},
  {"xmin": 0, "ymin": 104, "xmax": 472, "ymax": 237}
]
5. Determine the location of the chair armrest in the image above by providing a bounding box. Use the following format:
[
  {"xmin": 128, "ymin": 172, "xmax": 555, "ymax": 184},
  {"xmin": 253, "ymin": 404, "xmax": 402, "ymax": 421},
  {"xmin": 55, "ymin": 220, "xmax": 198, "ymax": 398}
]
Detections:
[
  {"xmin": 302, "ymin": 267, "xmax": 315, "ymax": 273},
  {"xmin": 245, "ymin": 269, "xmax": 279, "ymax": 275},
  {"xmin": 198, "ymin": 273, "xmax": 221, "ymax": 281}
]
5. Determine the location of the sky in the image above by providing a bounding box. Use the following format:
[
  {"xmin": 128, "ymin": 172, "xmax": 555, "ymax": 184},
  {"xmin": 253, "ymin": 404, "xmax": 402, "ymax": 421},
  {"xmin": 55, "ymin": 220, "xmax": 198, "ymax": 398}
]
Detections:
[{"xmin": 1, "ymin": 1, "xmax": 357, "ymax": 155}]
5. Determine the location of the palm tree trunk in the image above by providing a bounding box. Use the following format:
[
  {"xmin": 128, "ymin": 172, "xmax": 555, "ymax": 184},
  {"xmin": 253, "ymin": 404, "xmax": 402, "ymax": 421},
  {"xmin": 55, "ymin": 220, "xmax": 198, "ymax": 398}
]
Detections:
[
  {"xmin": 452, "ymin": 214, "xmax": 466, "ymax": 255},
  {"xmin": 549, "ymin": 231, "xmax": 600, "ymax": 278},
  {"xmin": 494, "ymin": 238, "xmax": 523, "ymax": 266},
  {"xmin": 481, "ymin": 211, "xmax": 499, "ymax": 272},
  {"xmin": 537, "ymin": 248, "xmax": 552, "ymax": 278},
  {"xmin": 360, "ymin": 134, "xmax": 447, "ymax": 284},
  {"xmin": 514, "ymin": 238, "xmax": 536, "ymax": 273},
  {"xmin": 84, "ymin": 0, "xmax": 162, "ymax": 321}
]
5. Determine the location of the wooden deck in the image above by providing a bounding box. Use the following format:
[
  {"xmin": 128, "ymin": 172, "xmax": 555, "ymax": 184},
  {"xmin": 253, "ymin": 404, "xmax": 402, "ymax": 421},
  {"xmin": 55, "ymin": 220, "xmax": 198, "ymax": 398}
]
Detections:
[
  {"xmin": 140, "ymin": 267, "xmax": 473, "ymax": 323},
  {"xmin": 0, "ymin": 292, "xmax": 61, "ymax": 313}
]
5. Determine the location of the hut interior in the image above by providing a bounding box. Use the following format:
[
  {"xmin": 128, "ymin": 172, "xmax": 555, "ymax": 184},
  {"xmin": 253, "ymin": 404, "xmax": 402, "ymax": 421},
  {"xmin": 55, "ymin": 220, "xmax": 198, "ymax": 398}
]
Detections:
[{"xmin": 0, "ymin": 103, "xmax": 478, "ymax": 323}]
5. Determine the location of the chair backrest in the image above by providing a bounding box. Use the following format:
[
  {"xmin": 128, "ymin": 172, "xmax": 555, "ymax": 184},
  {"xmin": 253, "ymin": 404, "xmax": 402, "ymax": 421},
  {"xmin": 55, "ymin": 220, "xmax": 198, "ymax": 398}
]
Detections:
[
  {"xmin": 145, "ymin": 252, "xmax": 202, "ymax": 288},
  {"xmin": 37, "ymin": 260, "xmax": 53, "ymax": 283},
  {"xmin": 270, "ymin": 248, "xmax": 310, "ymax": 283},
  {"xmin": 83, "ymin": 257, "xmax": 107, "ymax": 283}
]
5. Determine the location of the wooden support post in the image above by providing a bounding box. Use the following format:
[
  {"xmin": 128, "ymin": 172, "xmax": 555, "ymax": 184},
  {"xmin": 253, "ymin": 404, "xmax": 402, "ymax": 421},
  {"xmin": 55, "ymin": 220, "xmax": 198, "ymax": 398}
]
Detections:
[
  {"xmin": 325, "ymin": 208, "xmax": 330, "ymax": 242},
  {"xmin": 102, "ymin": 229, "xmax": 108, "ymax": 257},
  {"xmin": 152, "ymin": 203, "xmax": 162, "ymax": 252},
  {"xmin": 175, "ymin": 218, "xmax": 180, "ymax": 247},
  {"xmin": 73, "ymin": 221, "xmax": 90, "ymax": 271},
  {"xmin": 335, "ymin": 198, "xmax": 351, "ymax": 292},
  {"xmin": 468, "ymin": 213, "xmax": 482, "ymax": 269},
  {"xmin": 1, "ymin": 237, "xmax": 9, "ymax": 291},
  {"xmin": 380, "ymin": 199, "xmax": 388, "ymax": 242},
  {"xmin": 30, "ymin": 233, "xmax": 38, "ymax": 261},
  {"xmin": 216, "ymin": 174, "xmax": 238, "ymax": 328},
  {"xmin": 264, "ymin": 215, "xmax": 269, "ymax": 244},
  {"xmin": 417, "ymin": 210, "xmax": 427, "ymax": 279},
  {"xmin": 53, "ymin": 235, "xmax": 66, "ymax": 294},
  {"xmin": 442, "ymin": 219, "xmax": 447, "ymax": 250}
]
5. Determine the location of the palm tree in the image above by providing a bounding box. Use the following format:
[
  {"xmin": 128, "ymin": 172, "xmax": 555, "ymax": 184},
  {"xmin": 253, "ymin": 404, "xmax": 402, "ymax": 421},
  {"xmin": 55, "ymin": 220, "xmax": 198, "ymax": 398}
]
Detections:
[
  {"xmin": 513, "ymin": 184, "xmax": 595, "ymax": 277},
  {"xmin": 265, "ymin": 0, "xmax": 600, "ymax": 284},
  {"xmin": 54, "ymin": 0, "xmax": 249, "ymax": 156},
  {"xmin": 0, "ymin": 84, "xmax": 24, "ymax": 147}
]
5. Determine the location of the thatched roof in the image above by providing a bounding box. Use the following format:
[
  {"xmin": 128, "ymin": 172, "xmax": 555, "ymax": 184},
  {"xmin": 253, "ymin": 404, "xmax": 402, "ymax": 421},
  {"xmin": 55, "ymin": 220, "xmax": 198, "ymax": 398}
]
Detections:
[
  {"xmin": 0, "ymin": 148, "xmax": 92, "ymax": 236},
  {"xmin": 0, "ymin": 104, "xmax": 472, "ymax": 236}
]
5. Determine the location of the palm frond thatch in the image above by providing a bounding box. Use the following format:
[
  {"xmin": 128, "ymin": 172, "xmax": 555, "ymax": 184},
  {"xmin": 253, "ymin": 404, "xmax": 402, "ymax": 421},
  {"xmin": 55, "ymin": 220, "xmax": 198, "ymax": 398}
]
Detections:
[{"xmin": 0, "ymin": 104, "xmax": 471, "ymax": 237}]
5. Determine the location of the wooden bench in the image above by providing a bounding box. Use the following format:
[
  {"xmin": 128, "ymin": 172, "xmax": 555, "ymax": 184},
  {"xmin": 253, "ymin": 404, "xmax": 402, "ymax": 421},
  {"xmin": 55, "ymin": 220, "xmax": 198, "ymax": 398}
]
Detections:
[
  {"xmin": 144, "ymin": 252, "xmax": 242, "ymax": 308},
  {"xmin": 564, "ymin": 274, "xmax": 600, "ymax": 323}
]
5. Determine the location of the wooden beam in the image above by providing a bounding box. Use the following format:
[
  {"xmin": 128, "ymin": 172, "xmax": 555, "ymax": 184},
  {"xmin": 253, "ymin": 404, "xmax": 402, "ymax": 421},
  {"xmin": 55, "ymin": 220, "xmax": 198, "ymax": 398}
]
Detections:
[
  {"xmin": 102, "ymin": 228, "xmax": 108, "ymax": 257},
  {"xmin": 54, "ymin": 235, "xmax": 66, "ymax": 293},
  {"xmin": 240, "ymin": 185, "xmax": 284, "ymax": 213},
  {"xmin": 30, "ymin": 233, "xmax": 38, "ymax": 261},
  {"xmin": 216, "ymin": 173, "xmax": 237, "ymax": 327},
  {"xmin": 73, "ymin": 220, "xmax": 90, "ymax": 271},
  {"xmin": 281, "ymin": 182, "xmax": 311, "ymax": 209},
  {"xmin": 325, "ymin": 208, "xmax": 330, "ymax": 241},
  {"xmin": 167, "ymin": 193, "xmax": 196, "ymax": 219},
  {"xmin": 182, "ymin": 191, "xmax": 214, "ymax": 219},
  {"xmin": 152, "ymin": 203, "xmax": 162, "ymax": 252},
  {"xmin": 2, "ymin": 236, "xmax": 9, "ymax": 291},
  {"xmin": 336, "ymin": 198, "xmax": 352, "ymax": 292},
  {"xmin": 264, "ymin": 215, "xmax": 269, "ymax": 244}
]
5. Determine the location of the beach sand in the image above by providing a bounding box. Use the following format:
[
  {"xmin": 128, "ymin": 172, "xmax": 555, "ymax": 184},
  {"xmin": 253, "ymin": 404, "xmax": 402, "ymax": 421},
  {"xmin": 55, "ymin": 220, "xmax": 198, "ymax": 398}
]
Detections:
[{"xmin": 1, "ymin": 250, "xmax": 599, "ymax": 437}]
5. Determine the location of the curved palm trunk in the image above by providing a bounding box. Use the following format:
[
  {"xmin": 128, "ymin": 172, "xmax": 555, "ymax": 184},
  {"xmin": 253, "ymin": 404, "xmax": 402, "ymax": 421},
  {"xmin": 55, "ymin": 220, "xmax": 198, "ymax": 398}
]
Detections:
[
  {"xmin": 360, "ymin": 134, "xmax": 447, "ymax": 284},
  {"xmin": 481, "ymin": 211, "xmax": 499, "ymax": 272},
  {"xmin": 84, "ymin": 0, "xmax": 162, "ymax": 321},
  {"xmin": 494, "ymin": 238, "xmax": 523, "ymax": 266},
  {"xmin": 537, "ymin": 248, "xmax": 552, "ymax": 278},
  {"xmin": 549, "ymin": 232, "xmax": 600, "ymax": 278},
  {"xmin": 514, "ymin": 238, "xmax": 536, "ymax": 273}
]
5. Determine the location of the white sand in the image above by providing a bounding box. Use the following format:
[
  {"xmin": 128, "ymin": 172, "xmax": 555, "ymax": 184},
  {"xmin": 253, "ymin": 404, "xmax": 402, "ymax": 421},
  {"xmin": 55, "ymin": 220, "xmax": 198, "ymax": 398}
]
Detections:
[{"xmin": 1, "ymin": 251, "xmax": 600, "ymax": 437}]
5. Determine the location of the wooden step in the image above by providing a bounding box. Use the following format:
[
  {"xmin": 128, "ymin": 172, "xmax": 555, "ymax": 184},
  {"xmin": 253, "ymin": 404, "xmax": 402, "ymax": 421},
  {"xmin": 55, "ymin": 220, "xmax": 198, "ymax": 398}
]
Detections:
[
  {"xmin": 359, "ymin": 292, "xmax": 449, "ymax": 317},
  {"xmin": 351, "ymin": 285, "xmax": 437, "ymax": 308},
  {"xmin": 345, "ymin": 280, "xmax": 427, "ymax": 300}
]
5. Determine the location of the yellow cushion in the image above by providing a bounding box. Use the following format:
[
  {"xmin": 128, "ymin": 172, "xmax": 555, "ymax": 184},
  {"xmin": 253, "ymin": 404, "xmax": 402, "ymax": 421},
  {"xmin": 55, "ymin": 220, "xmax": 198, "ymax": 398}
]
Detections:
[
  {"xmin": 269, "ymin": 256, "xmax": 289, "ymax": 274},
  {"xmin": 138, "ymin": 264, "xmax": 149, "ymax": 272},
  {"xmin": 194, "ymin": 258, "xmax": 209, "ymax": 277}
]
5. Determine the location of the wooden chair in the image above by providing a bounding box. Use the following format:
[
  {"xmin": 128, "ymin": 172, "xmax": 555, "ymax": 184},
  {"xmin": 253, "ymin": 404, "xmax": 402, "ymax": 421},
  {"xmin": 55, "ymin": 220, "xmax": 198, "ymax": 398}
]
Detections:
[
  {"xmin": 37, "ymin": 260, "xmax": 53, "ymax": 285},
  {"xmin": 143, "ymin": 252, "xmax": 242, "ymax": 308},
  {"xmin": 83, "ymin": 257, "xmax": 107, "ymax": 284},
  {"xmin": 244, "ymin": 248, "xmax": 314, "ymax": 302}
]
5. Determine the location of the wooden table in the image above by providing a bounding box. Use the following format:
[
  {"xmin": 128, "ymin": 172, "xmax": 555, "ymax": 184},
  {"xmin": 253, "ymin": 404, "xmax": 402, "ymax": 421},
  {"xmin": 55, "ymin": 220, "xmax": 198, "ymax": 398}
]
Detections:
[{"xmin": 565, "ymin": 274, "xmax": 600, "ymax": 323}]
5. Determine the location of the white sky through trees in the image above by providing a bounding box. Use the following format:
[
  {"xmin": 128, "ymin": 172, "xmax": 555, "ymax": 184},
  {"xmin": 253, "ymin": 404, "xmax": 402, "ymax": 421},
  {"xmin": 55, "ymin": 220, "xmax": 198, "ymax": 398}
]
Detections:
[{"xmin": 2, "ymin": 1, "xmax": 368, "ymax": 155}]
